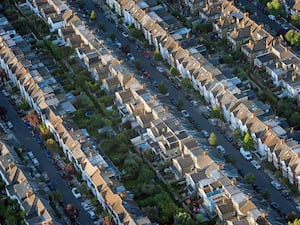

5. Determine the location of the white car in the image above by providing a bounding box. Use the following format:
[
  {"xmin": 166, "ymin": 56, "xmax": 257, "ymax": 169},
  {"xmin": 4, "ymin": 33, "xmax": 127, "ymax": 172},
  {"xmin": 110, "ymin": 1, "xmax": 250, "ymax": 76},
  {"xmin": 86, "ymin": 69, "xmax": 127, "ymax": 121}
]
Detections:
[
  {"xmin": 268, "ymin": 14, "xmax": 276, "ymax": 20},
  {"xmin": 71, "ymin": 187, "xmax": 81, "ymax": 199},
  {"xmin": 2, "ymin": 90, "xmax": 9, "ymax": 97},
  {"xmin": 7, "ymin": 121, "xmax": 13, "ymax": 129},
  {"xmin": 87, "ymin": 210, "xmax": 96, "ymax": 220},
  {"xmin": 81, "ymin": 201, "xmax": 92, "ymax": 211},
  {"xmin": 27, "ymin": 151, "xmax": 35, "ymax": 159},
  {"xmin": 156, "ymin": 66, "xmax": 164, "ymax": 73},
  {"xmin": 32, "ymin": 158, "xmax": 40, "ymax": 167},
  {"xmin": 127, "ymin": 53, "xmax": 135, "ymax": 61},
  {"xmin": 216, "ymin": 145, "xmax": 226, "ymax": 154},
  {"xmin": 281, "ymin": 24, "xmax": 289, "ymax": 30},
  {"xmin": 271, "ymin": 180, "xmax": 282, "ymax": 190},
  {"xmin": 122, "ymin": 32, "xmax": 129, "ymax": 38},
  {"xmin": 181, "ymin": 109, "xmax": 190, "ymax": 118},
  {"xmin": 190, "ymin": 100, "xmax": 198, "ymax": 106},
  {"xmin": 250, "ymin": 160, "xmax": 261, "ymax": 170}
]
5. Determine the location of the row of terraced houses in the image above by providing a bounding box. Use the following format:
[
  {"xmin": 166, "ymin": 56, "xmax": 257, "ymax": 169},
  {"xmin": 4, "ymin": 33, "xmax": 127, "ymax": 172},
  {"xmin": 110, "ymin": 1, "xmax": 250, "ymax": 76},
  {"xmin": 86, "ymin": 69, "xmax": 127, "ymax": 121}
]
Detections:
[
  {"xmin": 25, "ymin": 0, "xmax": 275, "ymax": 223},
  {"xmin": 0, "ymin": 0, "xmax": 298, "ymax": 224}
]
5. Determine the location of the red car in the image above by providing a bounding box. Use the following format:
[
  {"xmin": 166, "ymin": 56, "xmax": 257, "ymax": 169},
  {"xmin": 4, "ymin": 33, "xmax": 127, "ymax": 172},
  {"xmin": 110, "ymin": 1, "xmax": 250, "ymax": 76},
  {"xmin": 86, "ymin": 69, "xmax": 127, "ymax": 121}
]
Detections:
[{"xmin": 143, "ymin": 71, "xmax": 151, "ymax": 79}]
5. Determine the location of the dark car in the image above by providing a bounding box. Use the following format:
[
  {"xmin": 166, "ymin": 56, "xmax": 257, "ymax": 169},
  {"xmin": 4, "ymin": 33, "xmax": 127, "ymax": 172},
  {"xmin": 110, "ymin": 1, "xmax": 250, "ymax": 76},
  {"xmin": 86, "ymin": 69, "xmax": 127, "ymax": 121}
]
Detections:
[
  {"xmin": 281, "ymin": 190, "xmax": 291, "ymax": 200},
  {"xmin": 185, "ymin": 94, "xmax": 193, "ymax": 101},
  {"xmin": 238, "ymin": 168, "xmax": 246, "ymax": 177},
  {"xmin": 169, "ymin": 97, "xmax": 177, "ymax": 106},
  {"xmin": 270, "ymin": 202, "xmax": 280, "ymax": 211},
  {"xmin": 47, "ymin": 181, "xmax": 56, "ymax": 190},
  {"xmin": 252, "ymin": 184, "xmax": 262, "ymax": 193},
  {"xmin": 225, "ymin": 135, "xmax": 233, "ymax": 142}
]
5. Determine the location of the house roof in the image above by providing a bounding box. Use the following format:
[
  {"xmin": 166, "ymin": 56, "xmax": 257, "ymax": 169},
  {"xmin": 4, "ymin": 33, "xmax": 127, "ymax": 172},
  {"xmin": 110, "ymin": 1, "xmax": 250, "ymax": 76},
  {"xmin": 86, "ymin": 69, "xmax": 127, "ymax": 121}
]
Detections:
[
  {"xmin": 173, "ymin": 155, "xmax": 193, "ymax": 169},
  {"xmin": 216, "ymin": 197, "xmax": 234, "ymax": 215}
]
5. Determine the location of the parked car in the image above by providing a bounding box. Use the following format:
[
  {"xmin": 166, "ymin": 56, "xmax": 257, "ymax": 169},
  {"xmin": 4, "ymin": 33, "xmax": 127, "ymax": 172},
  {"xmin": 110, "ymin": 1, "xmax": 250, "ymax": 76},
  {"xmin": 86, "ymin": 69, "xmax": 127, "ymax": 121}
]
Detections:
[
  {"xmin": 156, "ymin": 66, "xmax": 164, "ymax": 73},
  {"xmin": 250, "ymin": 160, "xmax": 261, "ymax": 170},
  {"xmin": 281, "ymin": 190, "xmax": 291, "ymax": 200},
  {"xmin": 122, "ymin": 32, "xmax": 129, "ymax": 38},
  {"xmin": 240, "ymin": 147, "xmax": 252, "ymax": 161},
  {"xmin": 225, "ymin": 135, "xmax": 233, "ymax": 142},
  {"xmin": 72, "ymin": 187, "xmax": 81, "ymax": 199},
  {"xmin": 2, "ymin": 90, "xmax": 9, "ymax": 97},
  {"xmin": 252, "ymin": 183, "xmax": 262, "ymax": 193},
  {"xmin": 238, "ymin": 168, "xmax": 246, "ymax": 177},
  {"xmin": 127, "ymin": 53, "xmax": 135, "ymax": 61},
  {"xmin": 181, "ymin": 109, "xmax": 190, "ymax": 118},
  {"xmin": 87, "ymin": 210, "xmax": 96, "ymax": 220},
  {"xmin": 7, "ymin": 121, "xmax": 13, "ymax": 129},
  {"xmin": 27, "ymin": 151, "xmax": 35, "ymax": 159},
  {"xmin": 201, "ymin": 130, "xmax": 209, "ymax": 138},
  {"xmin": 81, "ymin": 201, "xmax": 92, "ymax": 211},
  {"xmin": 271, "ymin": 180, "xmax": 282, "ymax": 190},
  {"xmin": 47, "ymin": 181, "xmax": 56, "ymax": 190},
  {"xmin": 216, "ymin": 145, "xmax": 225, "ymax": 154},
  {"xmin": 270, "ymin": 201, "xmax": 280, "ymax": 211},
  {"xmin": 32, "ymin": 158, "xmax": 40, "ymax": 167}
]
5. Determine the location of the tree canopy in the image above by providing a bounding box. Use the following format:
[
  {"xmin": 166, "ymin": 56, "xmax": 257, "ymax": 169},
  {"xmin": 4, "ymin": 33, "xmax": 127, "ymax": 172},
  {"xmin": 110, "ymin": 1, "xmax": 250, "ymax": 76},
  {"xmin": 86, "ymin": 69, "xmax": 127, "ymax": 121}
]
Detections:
[
  {"xmin": 285, "ymin": 30, "xmax": 300, "ymax": 46},
  {"xmin": 209, "ymin": 132, "xmax": 217, "ymax": 146},
  {"xmin": 267, "ymin": 0, "xmax": 285, "ymax": 16},
  {"xmin": 90, "ymin": 10, "xmax": 96, "ymax": 20},
  {"xmin": 242, "ymin": 132, "xmax": 254, "ymax": 151},
  {"xmin": 289, "ymin": 218, "xmax": 300, "ymax": 225},
  {"xmin": 173, "ymin": 212, "xmax": 194, "ymax": 225}
]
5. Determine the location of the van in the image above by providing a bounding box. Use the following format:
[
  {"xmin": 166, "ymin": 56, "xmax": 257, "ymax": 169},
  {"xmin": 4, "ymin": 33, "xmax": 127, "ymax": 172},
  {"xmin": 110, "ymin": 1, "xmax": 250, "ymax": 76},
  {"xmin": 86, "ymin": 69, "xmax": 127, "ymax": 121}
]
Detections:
[{"xmin": 240, "ymin": 147, "xmax": 252, "ymax": 160}]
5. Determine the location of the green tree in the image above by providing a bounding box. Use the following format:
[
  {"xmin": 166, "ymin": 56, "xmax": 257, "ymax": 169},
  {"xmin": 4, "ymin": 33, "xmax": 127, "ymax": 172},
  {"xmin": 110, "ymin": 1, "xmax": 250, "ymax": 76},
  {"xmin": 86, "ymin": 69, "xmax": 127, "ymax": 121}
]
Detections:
[
  {"xmin": 290, "ymin": 112, "xmax": 300, "ymax": 129},
  {"xmin": 210, "ymin": 106, "xmax": 222, "ymax": 120},
  {"xmin": 90, "ymin": 10, "xmax": 96, "ymax": 20},
  {"xmin": 154, "ymin": 49, "xmax": 163, "ymax": 61},
  {"xmin": 287, "ymin": 213, "xmax": 297, "ymax": 223},
  {"xmin": 158, "ymin": 82, "xmax": 168, "ymax": 94},
  {"xmin": 77, "ymin": 0, "xmax": 86, "ymax": 8},
  {"xmin": 176, "ymin": 98, "xmax": 183, "ymax": 110},
  {"xmin": 98, "ymin": 23, "xmax": 105, "ymax": 31},
  {"xmin": 209, "ymin": 132, "xmax": 217, "ymax": 146},
  {"xmin": 181, "ymin": 78, "xmax": 192, "ymax": 89},
  {"xmin": 289, "ymin": 218, "xmax": 300, "ymax": 225},
  {"xmin": 124, "ymin": 153, "xmax": 143, "ymax": 177},
  {"xmin": 109, "ymin": 33, "xmax": 116, "ymax": 40},
  {"xmin": 291, "ymin": 13, "xmax": 299, "ymax": 26},
  {"xmin": 170, "ymin": 66, "xmax": 180, "ymax": 76},
  {"xmin": 267, "ymin": 0, "xmax": 285, "ymax": 16},
  {"xmin": 262, "ymin": 189, "xmax": 270, "ymax": 200},
  {"xmin": 234, "ymin": 128, "xmax": 242, "ymax": 139},
  {"xmin": 138, "ymin": 165, "xmax": 155, "ymax": 182},
  {"xmin": 134, "ymin": 59, "xmax": 142, "ymax": 70},
  {"xmin": 242, "ymin": 132, "xmax": 254, "ymax": 151},
  {"xmin": 245, "ymin": 173, "xmax": 256, "ymax": 184},
  {"xmin": 173, "ymin": 212, "xmax": 194, "ymax": 225},
  {"xmin": 285, "ymin": 30, "xmax": 300, "ymax": 46},
  {"xmin": 221, "ymin": 54, "xmax": 234, "ymax": 64}
]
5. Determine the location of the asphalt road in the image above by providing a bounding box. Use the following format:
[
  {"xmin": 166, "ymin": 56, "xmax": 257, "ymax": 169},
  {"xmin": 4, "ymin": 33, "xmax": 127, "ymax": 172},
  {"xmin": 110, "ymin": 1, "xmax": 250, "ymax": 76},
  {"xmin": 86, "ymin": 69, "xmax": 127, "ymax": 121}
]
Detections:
[
  {"xmin": 237, "ymin": 0, "xmax": 283, "ymax": 35},
  {"xmin": 0, "ymin": 92, "xmax": 94, "ymax": 225}
]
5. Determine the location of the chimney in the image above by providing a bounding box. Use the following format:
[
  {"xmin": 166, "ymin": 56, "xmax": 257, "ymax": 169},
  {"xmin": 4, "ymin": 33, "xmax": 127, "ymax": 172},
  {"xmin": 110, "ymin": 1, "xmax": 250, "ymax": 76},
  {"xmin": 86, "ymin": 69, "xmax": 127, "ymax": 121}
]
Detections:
[
  {"xmin": 244, "ymin": 12, "xmax": 249, "ymax": 18},
  {"xmin": 259, "ymin": 24, "xmax": 264, "ymax": 30},
  {"xmin": 275, "ymin": 61, "xmax": 280, "ymax": 68},
  {"xmin": 218, "ymin": 163, "xmax": 223, "ymax": 170},
  {"xmin": 247, "ymin": 194, "xmax": 252, "ymax": 200},
  {"xmin": 251, "ymin": 111, "xmax": 256, "ymax": 118},
  {"xmin": 142, "ymin": 83, "xmax": 146, "ymax": 88},
  {"xmin": 280, "ymin": 138, "xmax": 285, "ymax": 145},
  {"xmin": 204, "ymin": 151, "xmax": 208, "ymax": 156},
  {"xmin": 26, "ymin": 190, "xmax": 34, "ymax": 199},
  {"xmin": 8, "ymin": 162, "xmax": 15, "ymax": 170},
  {"xmin": 292, "ymin": 75, "xmax": 297, "ymax": 82},
  {"xmin": 262, "ymin": 212, "xmax": 269, "ymax": 217},
  {"xmin": 231, "ymin": 178, "xmax": 237, "ymax": 185}
]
